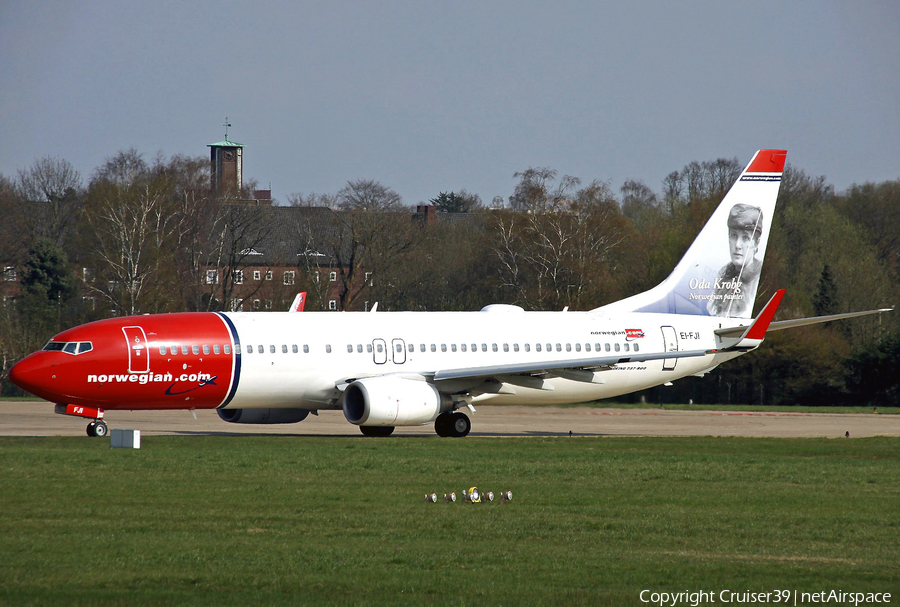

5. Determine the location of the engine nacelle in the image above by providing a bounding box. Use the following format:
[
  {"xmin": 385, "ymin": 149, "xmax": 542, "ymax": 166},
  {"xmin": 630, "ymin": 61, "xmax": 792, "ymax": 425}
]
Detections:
[
  {"xmin": 217, "ymin": 408, "xmax": 310, "ymax": 424},
  {"xmin": 343, "ymin": 376, "xmax": 447, "ymax": 426}
]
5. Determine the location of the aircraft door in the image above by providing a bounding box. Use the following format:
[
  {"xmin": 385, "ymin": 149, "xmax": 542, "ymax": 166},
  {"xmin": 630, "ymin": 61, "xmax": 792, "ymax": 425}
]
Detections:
[
  {"xmin": 392, "ymin": 338, "xmax": 406, "ymax": 364},
  {"xmin": 122, "ymin": 326, "xmax": 150, "ymax": 373},
  {"xmin": 373, "ymin": 339, "xmax": 388, "ymax": 365},
  {"xmin": 661, "ymin": 326, "xmax": 678, "ymax": 371}
]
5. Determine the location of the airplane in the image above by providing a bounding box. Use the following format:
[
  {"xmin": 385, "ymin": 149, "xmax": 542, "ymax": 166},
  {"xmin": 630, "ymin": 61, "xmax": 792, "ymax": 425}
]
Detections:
[{"xmin": 8, "ymin": 149, "xmax": 891, "ymax": 438}]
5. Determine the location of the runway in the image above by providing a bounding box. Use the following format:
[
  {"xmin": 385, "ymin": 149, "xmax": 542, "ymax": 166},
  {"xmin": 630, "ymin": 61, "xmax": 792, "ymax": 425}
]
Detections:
[{"xmin": 1, "ymin": 401, "xmax": 898, "ymax": 438}]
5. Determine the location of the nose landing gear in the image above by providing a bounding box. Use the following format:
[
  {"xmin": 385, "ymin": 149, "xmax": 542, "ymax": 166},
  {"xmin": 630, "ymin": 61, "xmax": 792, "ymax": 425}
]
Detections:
[
  {"xmin": 86, "ymin": 420, "xmax": 109, "ymax": 437},
  {"xmin": 55, "ymin": 404, "xmax": 108, "ymax": 438}
]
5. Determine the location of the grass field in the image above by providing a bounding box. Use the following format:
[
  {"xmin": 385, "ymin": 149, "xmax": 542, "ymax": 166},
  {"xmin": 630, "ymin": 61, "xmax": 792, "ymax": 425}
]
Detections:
[{"xmin": 1, "ymin": 436, "xmax": 898, "ymax": 606}]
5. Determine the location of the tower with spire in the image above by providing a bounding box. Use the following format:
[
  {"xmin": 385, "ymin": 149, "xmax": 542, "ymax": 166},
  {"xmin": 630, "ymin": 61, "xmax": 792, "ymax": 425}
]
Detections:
[{"xmin": 208, "ymin": 117, "xmax": 244, "ymax": 197}]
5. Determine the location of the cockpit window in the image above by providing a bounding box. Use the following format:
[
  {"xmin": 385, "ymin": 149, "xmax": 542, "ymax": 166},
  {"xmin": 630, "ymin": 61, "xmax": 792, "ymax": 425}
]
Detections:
[{"xmin": 43, "ymin": 341, "xmax": 93, "ymax": 355}]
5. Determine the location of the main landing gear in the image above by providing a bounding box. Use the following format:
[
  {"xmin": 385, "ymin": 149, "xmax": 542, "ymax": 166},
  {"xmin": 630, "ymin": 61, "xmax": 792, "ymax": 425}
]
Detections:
[{"xmin": 434, "ymin": 411, "xmax": 471, "ymax": 438}]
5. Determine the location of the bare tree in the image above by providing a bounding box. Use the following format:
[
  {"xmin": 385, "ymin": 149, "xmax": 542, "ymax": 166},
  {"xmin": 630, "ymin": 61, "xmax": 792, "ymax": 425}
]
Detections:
[
  {"xmin": 620, "ymin": 178, "xmax": 658, "ymax": 221},
  {"xmin": 80, "ymin": 151, "xmax": 186, "ymax": 315},
  {"xmin": 15, "ymin": 156, "xmax": 83, "ymax": 247},
  {"xmin": 493, "ymin": 176, "xmax": 628, "ymax": 310}
]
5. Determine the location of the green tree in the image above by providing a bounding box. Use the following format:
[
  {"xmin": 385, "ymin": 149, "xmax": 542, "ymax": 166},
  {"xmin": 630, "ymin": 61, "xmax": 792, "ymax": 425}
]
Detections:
[
  {"xmin": 20, "ymin": 238, "xmax": 76, "ymax": 304},
  {"xmin": 430, "ymin": 190, "xmax": 482, "ymax": 213},
  {"xmin": 812, "ymin": 264, "xmax": 838, "ymax": 317}
]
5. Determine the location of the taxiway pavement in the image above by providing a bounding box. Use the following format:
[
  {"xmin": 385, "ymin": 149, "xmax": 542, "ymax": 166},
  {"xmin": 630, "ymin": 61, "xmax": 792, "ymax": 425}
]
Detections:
[{"xmin": 1, "ymin": 401, "xmax": 897, "ymax": 438}]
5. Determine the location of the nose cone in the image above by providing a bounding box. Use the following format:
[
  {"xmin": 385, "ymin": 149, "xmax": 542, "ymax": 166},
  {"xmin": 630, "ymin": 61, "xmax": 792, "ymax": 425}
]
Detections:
[{"xmin": 9, "ymin": 354, "xmax": 57, "ymax": 401}]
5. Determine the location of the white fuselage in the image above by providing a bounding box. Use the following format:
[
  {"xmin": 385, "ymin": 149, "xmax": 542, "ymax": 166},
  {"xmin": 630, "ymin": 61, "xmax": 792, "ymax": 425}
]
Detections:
[{"xmin": 224, "ymin": 309, "xmax": 745, "ymax": 410}]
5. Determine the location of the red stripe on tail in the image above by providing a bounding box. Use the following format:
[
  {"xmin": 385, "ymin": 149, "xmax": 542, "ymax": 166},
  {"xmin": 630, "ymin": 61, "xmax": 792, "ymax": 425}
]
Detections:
[{"xmin": 746, "ymin": 150, "xmax": 787, "ymax": 173}]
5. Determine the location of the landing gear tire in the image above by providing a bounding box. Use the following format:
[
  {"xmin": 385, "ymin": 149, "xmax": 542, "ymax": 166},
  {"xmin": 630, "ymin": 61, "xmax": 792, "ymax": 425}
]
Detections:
[
  {"xmin": 86, "ymin": 420, "xmax": 108, "ymax": 437},
  {"xmin": 434, "ymin": 413, "xmax": 452, "ymax": 437},
  {"xmin": 449, "ymin": 412, "xmax": 470, "ymax": 438},
  {"xmin": 360, "ymin": 425, "xmax": 394, "ymax": 437}
]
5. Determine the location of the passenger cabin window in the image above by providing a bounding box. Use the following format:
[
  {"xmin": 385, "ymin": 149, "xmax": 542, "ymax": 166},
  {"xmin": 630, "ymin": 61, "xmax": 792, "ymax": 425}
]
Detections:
[
  {"xmin": 182, "ymin": 346, "xmax": 189, "ymax": 355},
  {"xmin": 430, "ymin": 344, "xmax": 436, "ymax": 352},
  {"xmin": 159, "ymin": 346, "xmax": 167, "ymax": 355},
  {"xmin": 614, "ymin": 343, "xmax": 620, "ymax": 352},
  {"xmin": 192, "ymin": 346, "xmax": 200, "ymax": 355},
  {"xmin": 492, "ymin": 344, "xmax": 498, "ymax": 352},
  {"xmin": 556, "ymin": 344, "xmax": 562, "ymax": 352},
  {"xmin": 503, "ymin": 344, "xmax": 509, "ymax": 352},
  {"xmin": 258, "ymin": 345, "xmax": 264, "ymax": 354},
  {"xmin": 283, "ymin": 345, "xmax": 289, "ymax": 353},
  {"xmin": 203, "ymin": 345, "xmax": 210, "ymax": 355},
  {"xmin": 214, "ymin": 345, "xmax": 220, "ymax": 355},
  {"xmin": 247, "ymin": 345, "xmax": 253, "ymax": 354},
  {"xmin": 408, "ymin": 344, "xmax": 414, "ymax": 352},
  {"xmin": 513, "ymin": 344, "xmax": 519, "ymax": 352},
  {"xmin": 482, "ymin": 344, "xmax": 487, "ymax": 352},
  {"xmin": 624, "ymin": 343, "xmax": 630, "ymax": 352},
  {"xmin": 634, "ymin": 343, "xmax": 640, "ymax": 352},
  {"xmin": 358, "ymin": 344, "xmax": 364, "ymax": 353},
  {"xmin": 451, "ymin": 344, "xmax": 457, "ymax": 352},
  {"xmin": 461, "ymin": 344, "xmax": 467, "ymax": 352},
  {"xmin": 441, "ymin": 344, "xmax": 447, "ymax": 352},
  {"xmin": 224, "ymin": 345, "xmax": 231, "ymax": 354},
  {"xmin": 566, "ymin": 344, "xmax": 572, "ymax": 352},
  {"xmin": 326, "ymin": 345, "xmax": 332, "ymax": 353},
  {"xmin": 419, "ymin": 344, "xmax": 425, "ymax": 353},
  {"xmin": 269, "ymin": 345, "xmax": 276, "ymax": 354},
  {"xmin": 367, "ymin": 344, "xmax": 373, "ymax": 353},
  {"xmin": 292, "ymin": 345, "xmax": 298, "ymax": 353},
  {"xmin": 303, "ymin": 345, "xmax": 309, "ymax": 353},
  {"xmin": 605, "ymin": 343, "xmax": 611, "ymax": 352},
  {"xmin": 575, "ymin": 343, "xmax": 581, "ymax": 352},
  {"xmin": 536, "ymin": 343, "xmax": 542, "ymax": 352},
  {"xmin": 347, "ymin": 345, "xmax": 353, "ymax": 353}
]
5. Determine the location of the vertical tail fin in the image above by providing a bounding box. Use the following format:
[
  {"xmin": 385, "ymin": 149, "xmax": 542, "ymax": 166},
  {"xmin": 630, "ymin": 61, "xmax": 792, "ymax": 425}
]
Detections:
[
  {"xmin": 288, "ymin": 292, "xmax": 307, "ymax": 312},
  {"xmin": 595, "ymin": 149, "xmax": 786, "ymax": 319}
]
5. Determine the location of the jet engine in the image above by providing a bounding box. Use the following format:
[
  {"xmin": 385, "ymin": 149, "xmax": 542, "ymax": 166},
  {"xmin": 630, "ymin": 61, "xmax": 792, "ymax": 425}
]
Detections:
[
  {"xmin": 217, "ymin": 408, "xmax": 310, "ymax": 424},
  {"xmin": 342, "ymin": 376, "xmax": 447, "ymax": 426}
]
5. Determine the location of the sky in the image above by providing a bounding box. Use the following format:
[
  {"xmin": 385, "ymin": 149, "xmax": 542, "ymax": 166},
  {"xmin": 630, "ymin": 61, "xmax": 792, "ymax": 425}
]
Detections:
[{"xmin": 1, "ymin": 1, "xmax": 898, "ymax": 206}]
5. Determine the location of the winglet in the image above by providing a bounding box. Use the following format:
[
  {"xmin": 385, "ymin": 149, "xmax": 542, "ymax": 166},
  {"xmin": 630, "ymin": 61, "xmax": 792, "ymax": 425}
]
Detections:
[
  {"xmin": 712, "ymin": 289, "xmax": 785, "ymax": 350},
  {"xmin": 744, "ymin": 289, "xmax": 785, "ymax": 340}
]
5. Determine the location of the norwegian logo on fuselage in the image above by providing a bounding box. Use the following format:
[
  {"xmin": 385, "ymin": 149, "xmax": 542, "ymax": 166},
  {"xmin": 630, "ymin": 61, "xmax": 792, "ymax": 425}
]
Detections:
[{"xmin": 625, "ymin": 329, "xmax": 645, "ymax": 341}]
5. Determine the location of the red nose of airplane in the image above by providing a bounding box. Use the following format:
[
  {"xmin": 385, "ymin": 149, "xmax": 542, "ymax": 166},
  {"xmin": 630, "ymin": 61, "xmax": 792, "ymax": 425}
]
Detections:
[{"xmin": 8, "ymin": 354, "xmax": 58, "ymax": 402}]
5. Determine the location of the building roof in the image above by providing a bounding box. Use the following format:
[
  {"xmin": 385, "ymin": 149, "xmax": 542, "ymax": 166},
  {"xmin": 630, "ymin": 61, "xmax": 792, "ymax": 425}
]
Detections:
[{"xmin": 207, "ymin": 137, "xmax": 244, "ymax": 148}]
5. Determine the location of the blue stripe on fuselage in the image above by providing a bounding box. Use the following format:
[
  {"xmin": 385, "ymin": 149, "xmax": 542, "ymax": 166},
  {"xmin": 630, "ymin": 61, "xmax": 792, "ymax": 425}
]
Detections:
[{"xmin": 215, "ymin": 313, "xmax": 241, "ymax": 408}]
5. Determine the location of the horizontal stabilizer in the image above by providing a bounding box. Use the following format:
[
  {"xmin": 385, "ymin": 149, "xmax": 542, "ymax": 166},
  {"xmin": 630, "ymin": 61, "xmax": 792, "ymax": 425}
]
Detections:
[{"xmin": 767, "ymin": 308, "xmax": 893, "ymax": 332}]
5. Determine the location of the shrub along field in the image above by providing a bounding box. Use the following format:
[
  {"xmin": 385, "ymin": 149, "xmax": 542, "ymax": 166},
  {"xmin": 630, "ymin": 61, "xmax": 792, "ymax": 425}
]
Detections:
[{"xmin": 1, "ymin": 436, "xmax": 897, "ymax": 606}]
